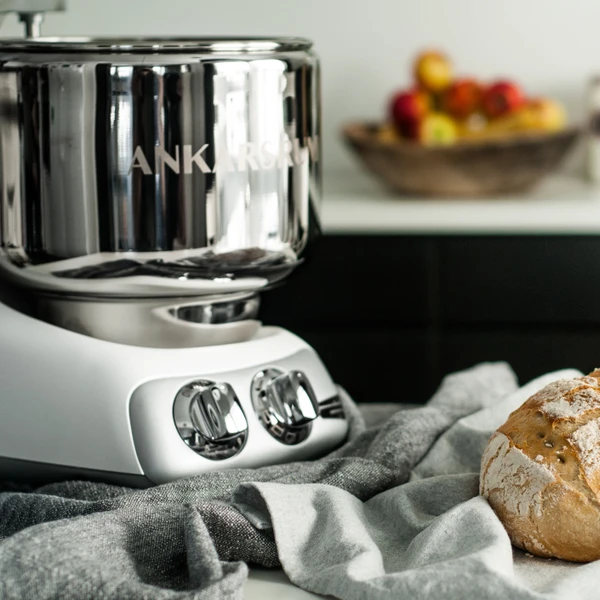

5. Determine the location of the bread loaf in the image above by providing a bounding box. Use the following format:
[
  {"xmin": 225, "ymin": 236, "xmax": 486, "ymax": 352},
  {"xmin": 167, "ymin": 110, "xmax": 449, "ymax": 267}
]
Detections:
[{"xmin": 480, "ymin": 370, "xmax": 600, "ymax": 562}]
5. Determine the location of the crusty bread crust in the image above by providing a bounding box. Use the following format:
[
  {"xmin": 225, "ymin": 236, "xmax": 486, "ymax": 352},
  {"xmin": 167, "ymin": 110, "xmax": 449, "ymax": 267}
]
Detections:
[{"xmin": 480, "ymin": 374, "xmax": 600, "ymax": 562}]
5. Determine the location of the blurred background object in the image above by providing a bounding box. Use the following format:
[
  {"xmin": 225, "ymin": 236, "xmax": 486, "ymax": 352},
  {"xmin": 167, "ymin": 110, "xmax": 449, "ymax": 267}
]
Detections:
[
  {"xmin": 586, "ymin": 76, "xmax": 600, "ymax": 182},
  {"xmin": 1, "ymin": 0, "xmax": 598, "ymax": 176},
  {"xmin": 343, "ymin": 123, "xmax": 578, "ymax": 196},
  {"xmin": 342, "ymin": 48, "xmax": 579, "ymax": 196}
]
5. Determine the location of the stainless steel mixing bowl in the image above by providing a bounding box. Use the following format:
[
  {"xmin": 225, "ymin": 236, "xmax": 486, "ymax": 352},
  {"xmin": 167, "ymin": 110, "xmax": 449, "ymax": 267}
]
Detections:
[{"xmin": 0, "ymin": 37, "xmax": 321, "ymax": 298}]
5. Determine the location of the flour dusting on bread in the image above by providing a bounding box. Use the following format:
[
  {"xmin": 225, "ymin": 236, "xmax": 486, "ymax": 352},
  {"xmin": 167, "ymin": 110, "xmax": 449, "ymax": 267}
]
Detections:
[
  {"xmin": 538, "ymin": 377, "xmax": 600, "ymax": 419},
  {"xmin": 569, "ymin": 417, "xmax": 600, "ymax": 479},
  {"xmin": 481, "ymin": 432, "xmax": 554, "ymax": 519}
]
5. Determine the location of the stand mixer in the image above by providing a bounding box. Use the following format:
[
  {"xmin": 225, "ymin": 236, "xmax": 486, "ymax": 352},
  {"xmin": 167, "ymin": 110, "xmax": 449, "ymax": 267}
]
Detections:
[{"xmin": 0, "ymin": 1, "xmax": 348, "ymax": 485}]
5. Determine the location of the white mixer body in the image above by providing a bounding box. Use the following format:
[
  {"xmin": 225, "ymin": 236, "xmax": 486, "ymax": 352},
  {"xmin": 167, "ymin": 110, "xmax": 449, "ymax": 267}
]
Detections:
[
  {"xmin": 0, "ymin": 8, "xmax": 349, "ymax": 485},
  {"xmin": 0, "ymin": 302, "xmax": 348, "ymax": 485}
]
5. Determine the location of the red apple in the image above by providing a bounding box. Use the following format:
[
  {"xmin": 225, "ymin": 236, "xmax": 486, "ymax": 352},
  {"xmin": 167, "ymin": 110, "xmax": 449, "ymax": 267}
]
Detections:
[
  {"xmin": 443, "ymin": 79, "xmax": 482, "ymax": 119},
  {"xmin": 414, "ymin": 51, "xmax": 453, "ymax": 93},
  {"xmin": 389, "ymin": 89, "xmax": 430, "ymax": 138},
  {"xmin": 482, "ymin": 80, "xmax": 524, "ymax": 118}
]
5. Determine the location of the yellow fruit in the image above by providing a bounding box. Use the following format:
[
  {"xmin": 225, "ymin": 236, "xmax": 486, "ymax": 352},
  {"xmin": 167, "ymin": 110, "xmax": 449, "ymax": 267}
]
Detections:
[
  {"xmin": 523, "ymin": 99, "xmax": 566, "ymax": 132},
  {"xmin": 419, "ymin": 112, "xmax": 458, "ymax": 146},
  {"xmin": 458, "ymin": 112, "xmax": 529, "ymax": 141},
  {"xmin": 483, "ymin": 99, "xmax": 566, "ymax": 136},
  {"xmin": 414, "ymin": 51, "xmax": 453, "ymax": 94},
  {"xmin": 488, "ymin": 110, "xmax": 529, "ymax": 133}
]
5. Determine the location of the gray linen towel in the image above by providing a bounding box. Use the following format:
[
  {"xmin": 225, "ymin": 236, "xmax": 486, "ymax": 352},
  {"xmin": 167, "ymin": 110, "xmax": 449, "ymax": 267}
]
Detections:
[
  {"xmin": 238, "ymin": 367, "xmax": 585, "ymax": 600},
  {"xmin": 1, "ymin": 361, "xmax": 557, "ymax": 600}
]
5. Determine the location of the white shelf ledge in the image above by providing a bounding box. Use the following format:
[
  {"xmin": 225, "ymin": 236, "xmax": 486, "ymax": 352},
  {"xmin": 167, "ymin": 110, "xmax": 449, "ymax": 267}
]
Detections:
[{"xmin": 321, "ymin": 170, "xmax": 600, "ymax": 235}]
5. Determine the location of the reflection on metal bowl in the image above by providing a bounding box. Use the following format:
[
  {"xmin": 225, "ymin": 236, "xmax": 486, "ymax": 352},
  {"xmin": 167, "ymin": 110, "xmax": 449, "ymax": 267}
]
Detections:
[
  {"xmin": 169, "ymin": 295, "xmax": 260, "ymax": 325},
  {"xmin": 0, "ymin": 37, "xmax": 321, "ymax": 298},
  {"xmin": 35, "ymin": 292, "xmax": 263, "ymax": 348}
]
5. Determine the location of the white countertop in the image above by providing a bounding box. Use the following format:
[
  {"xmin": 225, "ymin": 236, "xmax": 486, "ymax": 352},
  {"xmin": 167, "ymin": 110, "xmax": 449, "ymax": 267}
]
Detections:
[
  {"xmin": 321, "ymin": 170, "xmax": 600, "ymax": 235},
  {"xmin": 246, "ymin": 568, "xmax": 319, "ymax": 599}
]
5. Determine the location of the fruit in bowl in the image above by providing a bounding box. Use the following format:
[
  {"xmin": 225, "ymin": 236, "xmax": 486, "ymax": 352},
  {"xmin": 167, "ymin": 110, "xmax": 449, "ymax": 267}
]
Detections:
[
  {"xmin": 343, "ymin": 122, "xmax": 578, "ymax": 196},
  {"xmin": 390, "ymin": 89, "xmax": 430, "ymax": 138},
  {"xmin": 520, "ymin": 99, "xmax": 567, "ymax": 132},
  {"xmin": 382, "ymin": 50, "xmax": 570, "ymax": 147},
  {"xmin": 481, "ymin": 80, "xmax": 525, "ymax": 118},
  {"xmin": 389, "ymin": 89, "xmax": 458, "ymax": 145},
  {"xmin": 414, "ymin": 51, "xmax": 453, "ymax": 93},
  {"xmin": 343, "ymin": 49, "xmax": 579, "ymax": 196},
  {"xmin": 443, "ymin": 79, "xmax": 482, "ymax": 120},
  {"xmin": 419, "ymin": 113, "xmax": 458, "ymax": 145}
]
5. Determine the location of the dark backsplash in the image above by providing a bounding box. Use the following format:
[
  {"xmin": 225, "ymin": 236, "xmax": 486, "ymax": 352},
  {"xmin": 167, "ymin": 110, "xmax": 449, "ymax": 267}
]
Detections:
[{"xmin": 260, "ymin": 234, "xmax": 600, "ymax": 404}]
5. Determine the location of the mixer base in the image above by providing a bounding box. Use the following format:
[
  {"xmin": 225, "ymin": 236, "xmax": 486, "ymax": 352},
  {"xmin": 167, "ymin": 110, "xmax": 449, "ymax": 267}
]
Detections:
[{"xmin": 0, "ymin": 301, "xmax": 349, "ymax": 485}]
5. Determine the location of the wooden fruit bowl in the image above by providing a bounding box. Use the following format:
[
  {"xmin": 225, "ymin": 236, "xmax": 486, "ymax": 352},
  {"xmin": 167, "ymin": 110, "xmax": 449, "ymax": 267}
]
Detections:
[{"xmin": 342, "ymin": 122, "xmax": 580, "ymax": 197}]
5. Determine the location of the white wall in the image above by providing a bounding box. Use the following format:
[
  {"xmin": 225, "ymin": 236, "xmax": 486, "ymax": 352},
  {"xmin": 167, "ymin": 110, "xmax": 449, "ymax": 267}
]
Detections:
[{"xmin": 3, "ymin": 0, "xmax": 599, "ymax": 172}]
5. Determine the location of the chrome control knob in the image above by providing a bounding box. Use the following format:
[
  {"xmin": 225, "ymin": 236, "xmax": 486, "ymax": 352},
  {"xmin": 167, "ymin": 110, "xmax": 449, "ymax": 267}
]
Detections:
[
  {"xmin": 251, "ymin": 368, "xmax": 320, "ymax": 445},
  {"xmin": 173, "ymin": 380, "xmax": 247, "ymax": 460}
]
